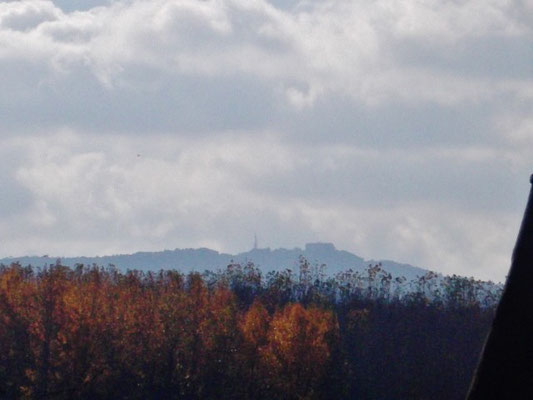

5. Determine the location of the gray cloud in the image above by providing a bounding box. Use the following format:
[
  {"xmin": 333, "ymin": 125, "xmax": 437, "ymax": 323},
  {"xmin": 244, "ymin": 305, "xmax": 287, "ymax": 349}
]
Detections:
[{"xmin": 0, "ymin": 0, "xmax": 531, "ymax": 281}]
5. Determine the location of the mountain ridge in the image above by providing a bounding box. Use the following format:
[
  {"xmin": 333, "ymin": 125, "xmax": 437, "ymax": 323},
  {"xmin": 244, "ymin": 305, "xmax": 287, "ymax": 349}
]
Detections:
[{"xmin": 0, "ymin": 242, "xmax": 429, "ymax": 280}]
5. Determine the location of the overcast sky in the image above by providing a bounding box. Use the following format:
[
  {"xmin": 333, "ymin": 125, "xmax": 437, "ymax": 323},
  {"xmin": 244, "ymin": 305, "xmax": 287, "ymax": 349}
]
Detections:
[{"xmin": 1, "ymin": 0, "xmax": 532, "ymax": 281}]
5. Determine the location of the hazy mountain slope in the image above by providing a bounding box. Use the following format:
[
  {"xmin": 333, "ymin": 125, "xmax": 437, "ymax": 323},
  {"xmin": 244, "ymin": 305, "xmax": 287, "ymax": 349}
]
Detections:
[{"xmin": 0, "ymin": 243, "xmax": 428, "ymax": 280}]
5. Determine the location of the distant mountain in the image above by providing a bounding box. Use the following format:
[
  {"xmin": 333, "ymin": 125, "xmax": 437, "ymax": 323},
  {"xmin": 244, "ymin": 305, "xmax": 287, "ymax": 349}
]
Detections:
[{"xmin": 0, "ymin": 243, "xmax": 429, "ymax": 280}]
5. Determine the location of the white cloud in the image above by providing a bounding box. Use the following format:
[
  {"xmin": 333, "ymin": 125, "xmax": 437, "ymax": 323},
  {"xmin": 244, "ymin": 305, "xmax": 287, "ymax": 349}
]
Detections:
[
  {"xmin": 0, "ymin": 0, "xmax": 531, "ymax": 281},
  {"xmin": 0, "ymin": 131, "xmax": 526, "ymax": 281},
  {"xmin": 1, "ymin": 0, "xmax": 530, "ymax": 107},
  {"xmin": 0, "ymin": 0, "xmax": 61, "ymax": 32},
  {"xmin": 296, "ymin": 201, "xmax": 518, "ymax": 282}
]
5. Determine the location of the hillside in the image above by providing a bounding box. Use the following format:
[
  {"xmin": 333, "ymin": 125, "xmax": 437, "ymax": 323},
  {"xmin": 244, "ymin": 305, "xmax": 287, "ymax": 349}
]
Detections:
[{"xmin": 0, "ymin": 242, "xmax": 428, "ymax": 280}]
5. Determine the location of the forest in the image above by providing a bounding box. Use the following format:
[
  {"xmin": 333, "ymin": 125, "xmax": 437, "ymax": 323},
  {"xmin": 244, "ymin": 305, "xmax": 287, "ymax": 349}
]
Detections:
[{"xmin": 0, "ymin": 259, "xmax": 500, "ymax": 399}]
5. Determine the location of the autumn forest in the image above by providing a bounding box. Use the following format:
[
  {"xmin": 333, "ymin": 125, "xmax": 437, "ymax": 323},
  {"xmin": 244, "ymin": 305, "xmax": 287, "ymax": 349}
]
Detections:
[{"xmin": 0, "ymin": 260, "xmax": 499, "ymax": 399}]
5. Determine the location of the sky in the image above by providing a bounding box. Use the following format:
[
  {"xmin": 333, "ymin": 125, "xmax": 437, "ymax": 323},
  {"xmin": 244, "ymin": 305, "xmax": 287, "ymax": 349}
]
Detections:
[{"xmin": 0, "ymin": 0, "xmax": 532, "ymax": 282}]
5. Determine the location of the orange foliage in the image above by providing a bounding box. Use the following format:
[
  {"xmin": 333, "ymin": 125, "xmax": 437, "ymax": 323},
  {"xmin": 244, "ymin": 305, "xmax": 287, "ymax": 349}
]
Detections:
[
  {"xmin": 262, "ymin": 303, "xmax": 339, "ymax": 399},
  {"xmin": 0, "ymin": 264, "xmax": 339, "ymax": 399}
]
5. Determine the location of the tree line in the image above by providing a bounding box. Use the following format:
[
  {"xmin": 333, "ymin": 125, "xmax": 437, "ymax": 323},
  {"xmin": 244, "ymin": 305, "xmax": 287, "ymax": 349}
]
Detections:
[{"xmin": 0, "ymin": 259, "xmax": 499, "ymax": 399}]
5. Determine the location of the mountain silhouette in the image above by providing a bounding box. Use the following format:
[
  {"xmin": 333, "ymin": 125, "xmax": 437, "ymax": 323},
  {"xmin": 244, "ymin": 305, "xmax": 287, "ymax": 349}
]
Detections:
[{"xmin": 0, "ymin": 242, "xmax": 429, "ymax": 280}]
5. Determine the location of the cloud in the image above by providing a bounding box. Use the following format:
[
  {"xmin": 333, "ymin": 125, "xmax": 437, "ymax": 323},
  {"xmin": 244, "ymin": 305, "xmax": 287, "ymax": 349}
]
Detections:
[
  {"xmin": 0, "ymin": 0, "xmax": 531, "ymax": 281},
  {"xmin": 0, "ymin": 0, "xmax": 531, "ymax": 120},
  {"xmin": 0, "ymin": 130, "xmax": 525, "ymax": 281},
  {"xmin": 0, "ymin": 0, "xmax": 61, "ymax": 32}
]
